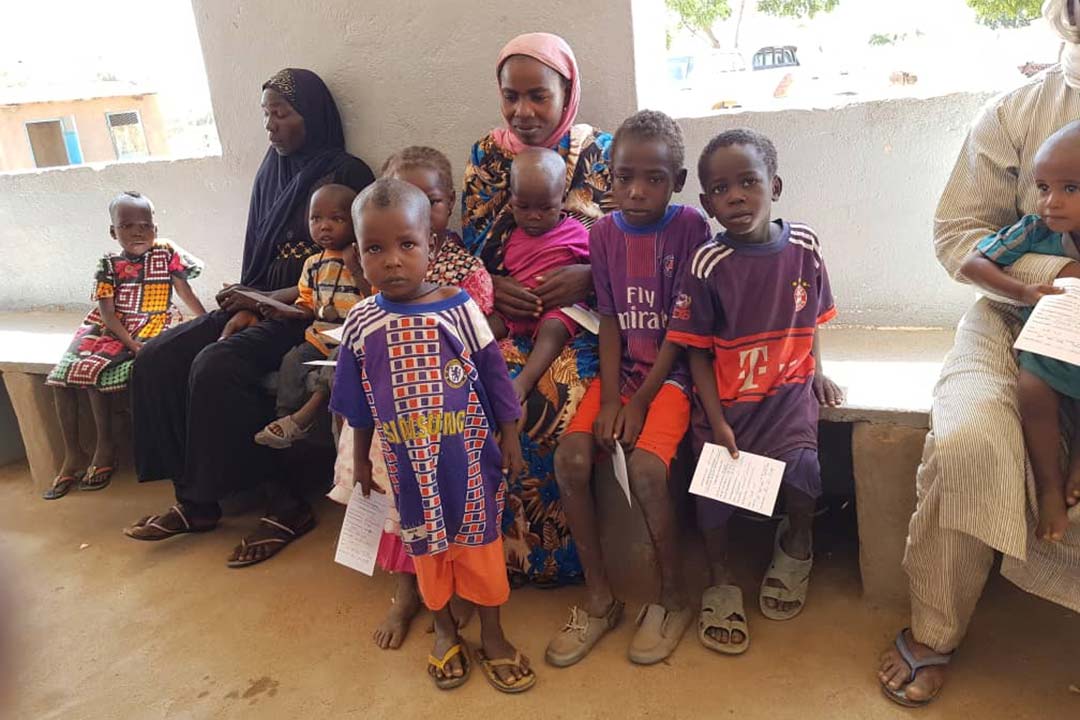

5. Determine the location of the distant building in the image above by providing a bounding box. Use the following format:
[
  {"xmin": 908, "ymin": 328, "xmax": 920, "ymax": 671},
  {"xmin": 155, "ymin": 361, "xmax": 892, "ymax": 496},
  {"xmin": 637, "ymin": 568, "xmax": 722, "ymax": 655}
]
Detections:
[{"xmin": 0, "ymin": 82, "xmax": 168, "ymax": 172}]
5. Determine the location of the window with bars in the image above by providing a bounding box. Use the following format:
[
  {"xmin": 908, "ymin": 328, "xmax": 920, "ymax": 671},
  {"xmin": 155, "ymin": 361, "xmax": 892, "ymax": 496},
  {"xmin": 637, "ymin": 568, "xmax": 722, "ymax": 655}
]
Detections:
[{"xmin": 106, "ymin": 110, "xmax": 148, "ymax": 160}]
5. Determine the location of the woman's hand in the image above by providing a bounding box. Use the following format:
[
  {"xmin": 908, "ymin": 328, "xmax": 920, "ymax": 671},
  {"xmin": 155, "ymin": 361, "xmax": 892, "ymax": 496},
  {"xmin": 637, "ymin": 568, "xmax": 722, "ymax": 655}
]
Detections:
[
  {"xmin": 492, "ymin": 275, "xmax": 542, "ymax": 320},
  {"xmin": 533, "ymin": 264, "xmax": 593, "ymax": 310},
  {"xmin": 219, "ymin": 309, "xmax": 260, "ymax": 341},
  {"xmin": 217, "ymin": 283, "xmax": 262, "ymax": 312}
]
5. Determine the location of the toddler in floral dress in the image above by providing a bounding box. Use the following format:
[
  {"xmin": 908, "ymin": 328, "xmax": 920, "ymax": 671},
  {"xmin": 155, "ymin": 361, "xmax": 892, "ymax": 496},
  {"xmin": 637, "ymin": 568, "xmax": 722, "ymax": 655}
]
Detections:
[{"xmin": 44, "ymin": 191, "xmax": 204, "ymax": 499}]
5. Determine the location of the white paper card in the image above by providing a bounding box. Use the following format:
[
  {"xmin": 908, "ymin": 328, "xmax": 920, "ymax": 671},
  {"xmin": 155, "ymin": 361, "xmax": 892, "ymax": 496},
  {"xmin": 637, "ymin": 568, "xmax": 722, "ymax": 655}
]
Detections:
[
  {"xmin": 689, "ymin": 444, "xmax": 786, "ymax": 517},
  {"xmin": 611, "ymin": 442, "xmax": 632, "ymax": 507},
  {"xmin": 1013, "ymin": 278, "xmax": 1080, "ymax": 366},
  {"xmin": 303, "ymin": 360, "xmax": 338, "ymax": 367},
  {"xmin": 562, "ymin": 305, "xmax": 601, "ymax": 335},
  {"xmin": 334, "ymin": 488, "xmax": 390, "ymax": 576},
  {"xmin": 319, "ymin": 325, "xmax": 345, "ymax": 343}
]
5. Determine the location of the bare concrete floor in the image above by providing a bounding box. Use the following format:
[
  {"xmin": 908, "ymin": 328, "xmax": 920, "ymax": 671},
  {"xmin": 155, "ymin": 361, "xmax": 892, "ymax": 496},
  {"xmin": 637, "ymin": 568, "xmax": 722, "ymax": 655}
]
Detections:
[{"xmin": 1, "ymin": 461, "xmax": 1077, "ymax": 720}]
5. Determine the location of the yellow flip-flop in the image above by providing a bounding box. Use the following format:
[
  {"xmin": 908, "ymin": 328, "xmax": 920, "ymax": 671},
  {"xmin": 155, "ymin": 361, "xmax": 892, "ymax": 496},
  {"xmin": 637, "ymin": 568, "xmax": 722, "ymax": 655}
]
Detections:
[
  {"xmin": 428, "ymin": 642, "xmax": 470, "ymax": 690},
  {"xmin": 476, "ymin": 649, "xmax": 536, "ymax": 694}
]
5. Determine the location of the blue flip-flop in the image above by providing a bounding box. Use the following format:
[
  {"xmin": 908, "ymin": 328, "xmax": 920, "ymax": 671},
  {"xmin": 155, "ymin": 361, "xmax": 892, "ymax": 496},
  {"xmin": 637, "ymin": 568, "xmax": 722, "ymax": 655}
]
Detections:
[{"xmin": 881, "ymin": 628, "xmax": 952, "ymax": 708}]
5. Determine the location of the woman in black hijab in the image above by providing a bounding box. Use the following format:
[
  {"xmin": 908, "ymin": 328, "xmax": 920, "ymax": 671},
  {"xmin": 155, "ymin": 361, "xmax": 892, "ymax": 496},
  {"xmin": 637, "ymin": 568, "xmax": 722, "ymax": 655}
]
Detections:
[{"xmin": 124, "ymin": 69, "xmax": 374, "ymax": 567}]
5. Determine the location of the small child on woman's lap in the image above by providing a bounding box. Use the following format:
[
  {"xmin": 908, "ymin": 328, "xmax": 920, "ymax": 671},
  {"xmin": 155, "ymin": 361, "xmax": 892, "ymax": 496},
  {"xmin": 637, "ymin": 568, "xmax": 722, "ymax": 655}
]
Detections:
[
  {"xmin": 44, "ymin": 191, "xmax": 205, "ymax": 499},
  {"xmin": 493, "ymin": 147, "xmax": 590, "ymax": 402},
  {"xmin": 960, "ymin": 120, "xmax": 1080, "ymax": 542},
  {"xmin": 668, "ymin": 129, "xmax": 842, "ymax": 654},
  {"xmin": 330, "ymin": 178, "xmax": 534, "ymax": 693},
  {"xmin": 548, "ymin": 110, "xmax": 709, "ymax": 667},
  {"xmin": 254, "ymin": 184, "xmax": 364, "ymax": 448}
]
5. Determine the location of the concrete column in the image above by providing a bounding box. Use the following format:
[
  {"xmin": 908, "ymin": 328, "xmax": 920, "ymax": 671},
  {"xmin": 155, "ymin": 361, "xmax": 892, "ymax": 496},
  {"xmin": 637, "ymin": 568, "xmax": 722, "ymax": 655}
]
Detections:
[
  {"xmin": 2, "ymin": 372, "xmax": 63, "ymax": 490},
  {"xmin": 852, "ymin": 421, "xmax": 926, "ymax": 606}
]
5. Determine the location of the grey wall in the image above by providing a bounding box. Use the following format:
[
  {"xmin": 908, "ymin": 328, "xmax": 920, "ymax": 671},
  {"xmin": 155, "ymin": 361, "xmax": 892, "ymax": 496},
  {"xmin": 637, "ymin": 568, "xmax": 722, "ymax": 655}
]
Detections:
[{"xmin": 0, "ymin": 0, "xmax": 987, "ymax": 328}]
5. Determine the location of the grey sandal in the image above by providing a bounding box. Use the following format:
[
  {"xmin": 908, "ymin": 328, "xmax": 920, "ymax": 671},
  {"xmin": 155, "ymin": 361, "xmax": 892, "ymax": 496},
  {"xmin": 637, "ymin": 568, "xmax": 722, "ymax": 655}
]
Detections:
[
  {"xmin": 699, "ymin": 585, "xmax": 749, "ymax": 655},
  {"xmin": 759, "ymin": 516, "xmax": 812, "ymax": 621},
  {"xmin": 881, "ymin": 628, "xmax": 951, "ymax": 708}
]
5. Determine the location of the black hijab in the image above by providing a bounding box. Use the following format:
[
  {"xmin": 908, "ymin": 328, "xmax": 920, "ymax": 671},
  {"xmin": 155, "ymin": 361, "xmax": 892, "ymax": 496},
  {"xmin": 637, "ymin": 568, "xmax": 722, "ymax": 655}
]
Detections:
[{"xmin": 240, "ymin": 68, "xmax": 352, "ymax": 289}]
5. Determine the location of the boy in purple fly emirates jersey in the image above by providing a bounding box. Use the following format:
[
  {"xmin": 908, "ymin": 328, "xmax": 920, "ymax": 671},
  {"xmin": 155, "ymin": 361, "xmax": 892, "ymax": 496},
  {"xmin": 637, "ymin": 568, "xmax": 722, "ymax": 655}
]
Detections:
[
  {"xmin": 546, "ymin": 111, "xmax": 710, "ymax": 669},
  {"xmin": 667, "ymin": 129, "xmax": 843, "ymax": 657},
  {"xmin": 329, "ymin": 179, "xmax": 536, "ymax": 694}
]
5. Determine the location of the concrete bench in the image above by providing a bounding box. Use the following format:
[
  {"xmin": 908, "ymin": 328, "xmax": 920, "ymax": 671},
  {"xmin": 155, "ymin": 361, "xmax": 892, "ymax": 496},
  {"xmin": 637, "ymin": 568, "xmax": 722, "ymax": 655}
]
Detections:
[
  {"xmin": 0, "ymin": 312, "xmax": 949, "ymax": 605},
  {"xmin": 0, "ymin": 311, "xmax": 115, "ymax": 492}
]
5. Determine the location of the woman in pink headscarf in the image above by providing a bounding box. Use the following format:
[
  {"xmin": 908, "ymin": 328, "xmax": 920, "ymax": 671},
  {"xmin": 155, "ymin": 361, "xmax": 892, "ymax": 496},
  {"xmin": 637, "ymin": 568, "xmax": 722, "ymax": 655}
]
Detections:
[{"xmin": 463, "ymin": 32, "xmax": 613, "ymax": 588}]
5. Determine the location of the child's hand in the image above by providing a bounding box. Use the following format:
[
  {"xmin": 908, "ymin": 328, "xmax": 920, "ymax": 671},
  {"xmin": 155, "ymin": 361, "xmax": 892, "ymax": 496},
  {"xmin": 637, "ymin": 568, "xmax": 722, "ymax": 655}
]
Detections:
[
  {"xmin": 511, "ymin": 375, "xmax": 531, "ymax": 406},
  {"xmin": 353, "ymin": 458, "xmax": 381, "ymax": 498},
  {"xmin": 1019, "ymin": 283, "xmax": 1063, "ymax": 307},
  {"xmin": 499, "ymin": 431, "xmax": 526, "ymax": 479},
  {"xmin": 615, "ymin": 396, "xmax": 647, "ymax": 450},
  {"xmin": 487, "ymin": 313, "xmax": 509, "ymax": 340},
  {"xmin": 128, "ymin": 340, "xmax": 144, "ymax": 354},
  {"xmin": 593, "ymin": 400, "xmax": 621, "ymax": 453},
  {"xmin": 219, "ymin": 309, "xmax": 260, "ymax": 341},
  {"xmin": 712, "ymin": 423, "xmax": 739, "ymax": 458},
  {"xmin": 813, "ymin": 374, "xmax": 844, "ymax": 407}
]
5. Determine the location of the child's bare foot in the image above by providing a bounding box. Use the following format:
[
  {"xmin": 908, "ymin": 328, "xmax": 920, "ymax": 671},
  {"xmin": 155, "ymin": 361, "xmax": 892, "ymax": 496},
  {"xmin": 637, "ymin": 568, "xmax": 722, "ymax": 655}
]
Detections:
[
  {"xmin": 1037, "ymin": 490, "xmax": 1069, "ymax": 542},
  {"xmin": 374, "ymin": 575, "xmax": 422, "ymax": 650}
]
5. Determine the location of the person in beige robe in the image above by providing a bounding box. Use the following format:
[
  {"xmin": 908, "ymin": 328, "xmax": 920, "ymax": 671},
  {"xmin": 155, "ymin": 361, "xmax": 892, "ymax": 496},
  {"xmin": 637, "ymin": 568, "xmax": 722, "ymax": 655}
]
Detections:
[{"xmin": 878, "ymin": 0, "xmax": 1080, "ymax": 707}]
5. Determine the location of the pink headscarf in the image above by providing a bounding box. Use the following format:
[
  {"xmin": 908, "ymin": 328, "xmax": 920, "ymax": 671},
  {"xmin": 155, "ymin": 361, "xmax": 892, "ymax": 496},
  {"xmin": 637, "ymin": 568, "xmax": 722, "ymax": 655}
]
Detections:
[{"xmin": 492, "ymin": 32, "xmax": 581, "ymax": 155}]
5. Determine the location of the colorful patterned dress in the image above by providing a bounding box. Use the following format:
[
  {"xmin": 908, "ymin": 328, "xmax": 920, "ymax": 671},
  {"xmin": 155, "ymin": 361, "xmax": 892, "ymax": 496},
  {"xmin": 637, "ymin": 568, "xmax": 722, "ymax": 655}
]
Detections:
[
  {"xmin": 46, "ymin": 241, "xmax": 202, "ymax": 392},
  {"xmin": 462, "ymin": 124, "xmax": 612, "ymax": 586}
]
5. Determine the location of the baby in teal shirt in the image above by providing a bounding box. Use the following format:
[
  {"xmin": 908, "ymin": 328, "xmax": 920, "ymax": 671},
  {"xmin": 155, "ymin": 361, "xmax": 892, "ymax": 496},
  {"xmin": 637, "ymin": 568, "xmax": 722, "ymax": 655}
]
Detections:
[{"xmin": 961, "ymin": 119, "xmax": 1080, "ymax": 543}]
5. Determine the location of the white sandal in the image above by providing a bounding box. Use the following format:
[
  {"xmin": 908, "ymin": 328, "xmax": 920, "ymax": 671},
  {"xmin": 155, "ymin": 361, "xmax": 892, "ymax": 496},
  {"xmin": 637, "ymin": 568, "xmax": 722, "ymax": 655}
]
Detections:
[
  {"xmin": 254, "ymin": 415, "xmax": 311, "ymax": 449},
  {"xmin": 699, "ymin": 584, "xmax": 749, "ymax": 655},
  {"xmin": 759, "ymin": 516, "xmax": 813, "ymax": 621}
]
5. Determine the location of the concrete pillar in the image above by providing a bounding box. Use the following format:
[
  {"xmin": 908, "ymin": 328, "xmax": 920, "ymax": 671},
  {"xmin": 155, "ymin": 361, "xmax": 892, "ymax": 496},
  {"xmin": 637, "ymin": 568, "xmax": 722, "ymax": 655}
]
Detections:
[
  {"xmin": 852, "ymin": 421, "xmax": 926, "ymax": 607},
  {"xmin": 3, "ymin": 372, "xmax": 64, "ymax": 490}
]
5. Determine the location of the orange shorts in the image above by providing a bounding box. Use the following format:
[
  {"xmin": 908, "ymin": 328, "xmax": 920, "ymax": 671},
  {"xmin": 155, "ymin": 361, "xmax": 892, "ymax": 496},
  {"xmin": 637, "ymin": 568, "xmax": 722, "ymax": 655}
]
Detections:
[
  {"xmin": 563, "ymin": 380, "xmax": 690, "ymax": 468},
  {"xmin": 411, "ymin": 538, "xmax": 510, "ymax": 611}
]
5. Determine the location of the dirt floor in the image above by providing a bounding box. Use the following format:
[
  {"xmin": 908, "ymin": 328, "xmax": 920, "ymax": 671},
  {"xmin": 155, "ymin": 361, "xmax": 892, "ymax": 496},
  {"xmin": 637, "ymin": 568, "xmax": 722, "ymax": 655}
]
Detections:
[{"xmin": 1, "ymin": 460, "xmax": 1077, "ymax": 720}]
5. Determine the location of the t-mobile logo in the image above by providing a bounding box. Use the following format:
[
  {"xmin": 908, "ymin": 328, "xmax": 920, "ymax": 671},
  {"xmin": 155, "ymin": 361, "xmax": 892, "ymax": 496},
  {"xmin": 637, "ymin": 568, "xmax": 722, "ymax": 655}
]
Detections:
[{"xmin": 737, "ymin": 345, "xmax": 769, "ymax": 391}]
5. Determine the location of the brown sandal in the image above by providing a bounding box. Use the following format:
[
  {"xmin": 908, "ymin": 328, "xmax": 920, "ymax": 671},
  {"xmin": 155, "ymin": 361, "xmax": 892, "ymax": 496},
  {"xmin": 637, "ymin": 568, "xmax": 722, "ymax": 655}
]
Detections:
[
  {"xmin": 123, "ymin": 505, "xmax": 219, "ymax": 541},
  {"xmin": 226, "ymin": 513, "xmax": 315, "ymax": 568},
  {"xmin": 43, "ymin": 472, "xmax": 83, "ymax": 500}
]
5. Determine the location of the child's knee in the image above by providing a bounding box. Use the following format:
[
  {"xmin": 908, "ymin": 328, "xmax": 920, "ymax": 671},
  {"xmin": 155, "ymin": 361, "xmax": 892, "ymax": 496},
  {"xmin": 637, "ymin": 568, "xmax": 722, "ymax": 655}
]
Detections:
[
  {"xmin": 627, "ymin": 449, "xmax": 667, "ymax": 500},
  {"xmin": 554, "ymin": 434, "xmax": 593, "ymax": 493}
]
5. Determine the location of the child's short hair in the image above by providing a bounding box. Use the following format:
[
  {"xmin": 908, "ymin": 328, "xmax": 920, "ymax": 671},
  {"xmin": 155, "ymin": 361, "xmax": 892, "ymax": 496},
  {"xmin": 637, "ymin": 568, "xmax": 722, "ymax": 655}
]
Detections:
[
  {"xmin": 381, "ymin": 146, "xmax": 454, "ymax": 197},
  {"xmin": 354, "ymin": 177, "xmax": 432, "ymax": 229},
  {"xmin": 612, "ymin": 110, "xmax": 685, "ymax": 172},
  {"xmin": 697, "ymin": 129, "xmax": 779, "ymax": 185},
  {"xmin": 108, "ymin": 191, "xmax": 154, "ymax": 221}
]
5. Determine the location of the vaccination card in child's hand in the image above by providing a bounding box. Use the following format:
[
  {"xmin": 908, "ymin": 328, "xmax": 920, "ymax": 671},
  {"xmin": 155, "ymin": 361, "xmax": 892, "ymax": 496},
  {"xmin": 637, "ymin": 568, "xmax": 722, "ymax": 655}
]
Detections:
[
  {"xmin": 689, "ymin": 444, "xmax": 786, "ymax": 517},
  {"xmin": 334, "ymin": 488, "xmax": 390, "ymax": 576},
  {"xmin": 1013, "ymin": 278, "xmax": 1080, "ymax": 366}
]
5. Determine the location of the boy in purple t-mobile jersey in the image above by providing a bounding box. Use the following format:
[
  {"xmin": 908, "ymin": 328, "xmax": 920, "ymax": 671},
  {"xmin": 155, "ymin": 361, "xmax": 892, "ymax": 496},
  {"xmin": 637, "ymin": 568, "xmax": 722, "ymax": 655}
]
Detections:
[
  {"xmin": 329, "ymin": 178, "xmax": 535, "ymax": 694},
  {"xmin": 668, "ymin": 128, "xmax": 843, "ymax": 657},
  {"xmin": 546, "ymin": 111, "xmax": 710, "ymax": 669}
]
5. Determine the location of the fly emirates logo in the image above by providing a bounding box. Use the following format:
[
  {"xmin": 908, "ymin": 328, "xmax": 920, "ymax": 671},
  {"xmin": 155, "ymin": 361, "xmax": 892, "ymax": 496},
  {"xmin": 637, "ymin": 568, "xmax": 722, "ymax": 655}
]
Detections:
[{"xmin": 618, "ymin": 286, "xmax": 668, "ymax": 330}]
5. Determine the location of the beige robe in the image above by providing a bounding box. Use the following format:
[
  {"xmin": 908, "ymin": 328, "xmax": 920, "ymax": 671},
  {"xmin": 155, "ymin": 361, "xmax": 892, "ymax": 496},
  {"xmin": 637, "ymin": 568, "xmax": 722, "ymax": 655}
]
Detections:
[{"xmin": 929, "ymin": 66, "xmax": 1080, "ymax": 612}]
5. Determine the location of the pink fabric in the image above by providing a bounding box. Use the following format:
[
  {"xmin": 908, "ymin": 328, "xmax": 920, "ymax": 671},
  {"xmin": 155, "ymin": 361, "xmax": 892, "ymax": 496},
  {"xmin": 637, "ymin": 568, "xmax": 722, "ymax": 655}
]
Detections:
[
  {"xmin": 502, "ymin": 216, "xmax": 590, "ymax": 337},
  {"xmin": 460, "ymin": 267, "xmax": 495, "ymax": 315},
  {"xmin": 377, "ymin": 531, "xmax": 415, "ymax": 574},
  {"xmin": 492, "ymin": 32, "xmax": 581, "ymax": 155}
]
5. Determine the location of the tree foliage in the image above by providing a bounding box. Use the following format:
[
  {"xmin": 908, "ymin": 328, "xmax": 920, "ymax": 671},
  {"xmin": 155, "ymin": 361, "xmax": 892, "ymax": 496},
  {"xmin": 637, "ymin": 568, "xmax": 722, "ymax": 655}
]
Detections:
[
  {"xmin": 665, "ymin": 0, "xmax": 732, "ymax": 48},
  {"xmin": 757, "ymin": 0, "xmax": 840, "ymax": 18},
  {"xmin": 965, "ymin": 0, "xmax": 1044, "ymax": 28}
]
